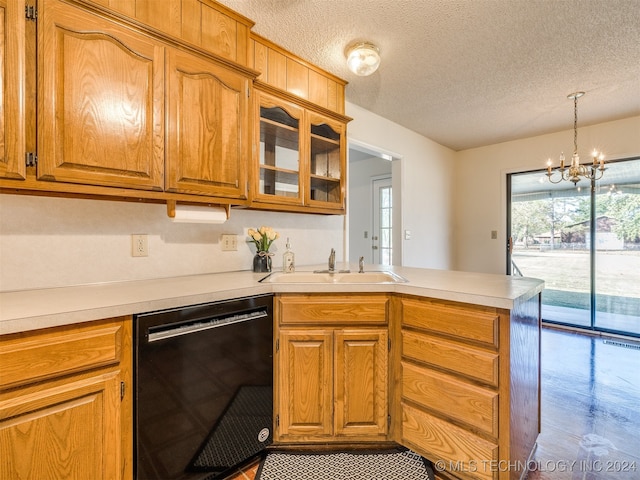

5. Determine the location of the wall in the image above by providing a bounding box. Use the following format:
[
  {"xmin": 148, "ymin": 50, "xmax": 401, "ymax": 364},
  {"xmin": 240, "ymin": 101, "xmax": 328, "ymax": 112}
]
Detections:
[
  {"xmin": 346, "ymin": 102, "xmax": 456, "ymax": 269},
  {"xmin": 453, "ymin": 115, "xmax": 640, "ymax": 274},
  {"xmin": 0, "ymin": 102, "xmax": 456, "ymax": 292},
  {"xmin": 0, "ymin": 194, "xmax": 343, "ymax": 291}
]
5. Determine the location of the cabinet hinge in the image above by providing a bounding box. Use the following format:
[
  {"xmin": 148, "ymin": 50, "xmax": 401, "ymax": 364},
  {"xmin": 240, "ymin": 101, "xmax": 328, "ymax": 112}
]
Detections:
[
  {"xmin": 275, "ymin": 414, "xmax": 279, "ymax": 427},
  {"xmin": 247, "ymin": 86, "xmax": 250, "ymax": 98},
  {"xmin": 120, "ymin": 381, "xmax": 126, "ymax": 401},
  {"xmin": 388, "ymin": 415, "xmax": 391, "ymax": 429},
  {"xmin": 25, "ymin": 5, "xmax": 38, "ymax": 20},
  {"xmin": 388, "ymin": 338, "xmax": 391, "ymax": 352},
  {"xmin": 25, "ymin": 152, "xmax": 37, "ymax": 167},
  {"xmin": 275, "ymin": 339, "xmax": 279, "ymax": 352}
]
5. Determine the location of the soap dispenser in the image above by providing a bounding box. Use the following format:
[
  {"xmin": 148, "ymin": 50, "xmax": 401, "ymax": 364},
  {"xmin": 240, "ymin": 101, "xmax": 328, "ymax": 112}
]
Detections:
[{"xmin": 283, "ymin": 238, "xmax": 295, "ymax": 273}]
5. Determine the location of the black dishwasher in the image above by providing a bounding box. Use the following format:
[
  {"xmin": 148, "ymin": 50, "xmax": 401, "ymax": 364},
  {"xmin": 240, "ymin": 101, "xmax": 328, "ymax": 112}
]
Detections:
[{"xmin": 134, "ymin": 294, "xmax": 273, "ymax": 480}]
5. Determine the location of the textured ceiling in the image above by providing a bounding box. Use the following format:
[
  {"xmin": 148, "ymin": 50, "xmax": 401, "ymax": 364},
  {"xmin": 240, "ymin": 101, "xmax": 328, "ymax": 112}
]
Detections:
[{"xmin": 218, "ymin": 0, "xmax": 640, "ymax": 151}]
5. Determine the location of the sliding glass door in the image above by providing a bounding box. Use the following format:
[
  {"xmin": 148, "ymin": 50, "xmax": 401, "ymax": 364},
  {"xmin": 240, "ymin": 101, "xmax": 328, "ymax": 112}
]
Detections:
[
  {"xmin": 508, "ymin": 157, "xmax": 640, "ymax": 337},
  {"xmin": 593, "ymin": 161, "xmax": 640, "ymax": 334}
]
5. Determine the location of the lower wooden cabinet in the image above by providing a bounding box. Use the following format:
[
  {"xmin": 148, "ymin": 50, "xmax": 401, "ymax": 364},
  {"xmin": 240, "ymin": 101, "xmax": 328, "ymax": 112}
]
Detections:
[
  {"xmin": 394, "ymin": 295, "xmax": 540, "ymax": 480},
  {"xmin": 0, "ymin": 317, "xmax": 132, "ymax": 480},
  {"xmin": 0, "ymin": 291, "xmax": 540, "ymax": 480},
  {"xmin": 274, "ymin": 293, "xmax": 390, "ymax": 443}
]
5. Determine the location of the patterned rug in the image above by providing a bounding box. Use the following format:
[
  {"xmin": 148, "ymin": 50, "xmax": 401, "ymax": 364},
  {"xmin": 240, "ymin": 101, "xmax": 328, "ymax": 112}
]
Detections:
[{"xmin": 256, "ymin": 448, "xmax": 435, "ymax": 480}]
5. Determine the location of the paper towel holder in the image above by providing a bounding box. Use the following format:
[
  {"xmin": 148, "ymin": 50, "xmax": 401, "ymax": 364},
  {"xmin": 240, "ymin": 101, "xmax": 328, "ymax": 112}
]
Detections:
[{"xmin": 166, "ymin": 200, "xmax": 230, "ymax": 223}]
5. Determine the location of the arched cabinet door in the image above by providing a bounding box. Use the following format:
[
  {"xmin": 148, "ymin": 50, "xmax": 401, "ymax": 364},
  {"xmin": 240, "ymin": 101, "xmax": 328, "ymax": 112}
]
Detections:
[
  {"xmin": 306, "ymin": 111, "xmax": 345, "ymax": 210},
  {"xmin": 0, "ymin": 0, "xmax": 26, "ymax": 181},
  {"xmin": 165, "ymin": 48, "xmax": 251, "ymax": 200},
  {"xmin": 37, "ymin": 0, "xmax": 164, "ymax": 191},
  {"xmin": 252, "ymin": 90, "xmax": 305, "ymax": 207}
]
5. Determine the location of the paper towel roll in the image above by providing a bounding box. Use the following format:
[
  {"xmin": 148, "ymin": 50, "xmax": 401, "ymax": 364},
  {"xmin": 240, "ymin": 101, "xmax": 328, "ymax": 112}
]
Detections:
[{"xmin": 169, "ymin": 204, "xmax": 228, "ymax": 224}]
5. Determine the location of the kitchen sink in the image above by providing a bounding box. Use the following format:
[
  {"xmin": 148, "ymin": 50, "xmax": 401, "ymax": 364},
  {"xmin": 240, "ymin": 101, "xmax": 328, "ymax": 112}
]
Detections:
[{"xmin": 259, "ymin": 271, "xmax": 407, "ymax": 284}]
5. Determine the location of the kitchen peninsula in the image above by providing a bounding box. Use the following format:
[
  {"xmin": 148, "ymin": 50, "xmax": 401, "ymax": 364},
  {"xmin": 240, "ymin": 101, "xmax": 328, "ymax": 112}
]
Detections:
[{"xmin": 0, "ymin": 267, "xmax": 543, "ymax": 480}]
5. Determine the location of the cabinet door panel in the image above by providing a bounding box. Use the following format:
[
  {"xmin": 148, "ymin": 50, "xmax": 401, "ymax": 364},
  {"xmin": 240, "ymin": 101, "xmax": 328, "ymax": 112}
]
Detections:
[
  {"xmin": 335, "ymin": 329, "xmax": 388, "ymax": 437},
  {"xmin": 277, "ymin": 330, "xmax": 332, "ymax": 437},
  {"xmin": 0, "ymin": 372, "xmax": 121, "ymax": 480},
  {"xmin": 166, "ymin": 48, "xmax": 249, "ymax": 198},
  {"xmin": 0, "ymin": 0, "xmax": 26, "ymax": 180},
  {"xmin": 306, "ymin": 111, "xmax": 345, "ymax": 210},
  {"xmin": 253, "ymin": 91, "xmax": 304, "ymax": 206},
  {"xmin": 38, "ymin": 0, "xmax": 164, "ymax": 190}
]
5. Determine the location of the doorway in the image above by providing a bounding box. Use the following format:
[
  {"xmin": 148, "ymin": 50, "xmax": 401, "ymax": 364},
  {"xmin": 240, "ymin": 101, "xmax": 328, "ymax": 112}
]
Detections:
[
  {"xmin": 508, "ymin": 157, "xmax": 640, "ymax": 337},
  {"xmin": 347, "ymin": 141, "xmax": 401, "ymax": 266}
]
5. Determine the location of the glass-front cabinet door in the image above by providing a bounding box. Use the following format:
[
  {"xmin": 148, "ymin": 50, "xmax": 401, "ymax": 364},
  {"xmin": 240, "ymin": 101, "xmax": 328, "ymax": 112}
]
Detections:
[
  {"xmin": 252, "ymin": 89, "xmax": 347, "ymax": 213},
  {"xmin": 254, "ymin": 92, "xmax": 304, "ymax": 206},
  {"xmin": 307, "ymin": 112, "xmax": 345, "ymax": 209}
]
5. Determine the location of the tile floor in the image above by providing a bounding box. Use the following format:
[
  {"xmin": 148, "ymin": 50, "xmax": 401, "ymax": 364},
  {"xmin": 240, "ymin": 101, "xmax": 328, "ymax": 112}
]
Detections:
[
  {"xmin": 226, "ymin": 459, "xmax": 260, "ymax": 480},
  {"xmin": 227, "ymin": 327, "xmax": 640, "ymax": 480}
]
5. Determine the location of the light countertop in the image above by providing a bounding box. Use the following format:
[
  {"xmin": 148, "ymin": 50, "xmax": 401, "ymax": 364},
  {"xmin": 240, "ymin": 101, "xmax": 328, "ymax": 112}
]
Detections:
[{"xmin": 0, "ymin": 265, "xmax": 544, "ymax": 335}]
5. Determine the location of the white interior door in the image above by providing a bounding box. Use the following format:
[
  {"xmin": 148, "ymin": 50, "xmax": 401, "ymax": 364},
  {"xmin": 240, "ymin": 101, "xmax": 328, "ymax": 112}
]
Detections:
[{"xmin": 372, "ymin": 177, "xmax": 392, "ymax": 265}]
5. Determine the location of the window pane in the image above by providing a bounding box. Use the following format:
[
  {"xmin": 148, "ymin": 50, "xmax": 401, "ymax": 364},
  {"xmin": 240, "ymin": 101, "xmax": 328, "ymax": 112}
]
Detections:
[
  {"xmin": 510, "ymin": 172, "xmax": 591, "ymax": 326},
  {"xmin": 510, "ymin": 158, "xmax": 640, "ymax": 337},
  {"xmin": 594, "ymin": 159, "xmax": 640, "ymax": 335}
]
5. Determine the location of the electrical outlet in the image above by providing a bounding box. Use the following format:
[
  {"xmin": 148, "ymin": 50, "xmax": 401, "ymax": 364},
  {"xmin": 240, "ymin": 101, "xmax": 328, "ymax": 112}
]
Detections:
[
  {"xmin": 221, "ymin": 234, "xmax": 238, "ymax": 251},
  {"xmin": 491, "ymin": 230, "xmax": 498, "ymax": 240},
  {"xmin": 132, "ymin": 234, "xmax": 148, "ymax": 257}
]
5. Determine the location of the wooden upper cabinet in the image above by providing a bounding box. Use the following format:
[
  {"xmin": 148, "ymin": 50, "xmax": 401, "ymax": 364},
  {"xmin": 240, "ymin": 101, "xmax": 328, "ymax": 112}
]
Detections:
[
  {"xmin": 165, "ymin": 48, "xmax": 250, "ymax": 199},
  {"xmin": 252, "ymin": 88, "xmax": 347, "ymax": 213},
  {"xmin": 88, "ymin": 0, "xmax": 253, "ymax": 66},
  {"xmin": 253, "ymin": 90, "xmax": 304, "ymax": 206},
  {"xmin": 37, "ymin": 0, "xmax": 165, "ymax": 191},
  {"xmin": 306, "ymin": 111, "xmax": 345, "ymax": 209},
  {"xmin": 250, "ymin": 33, "xmax": 346, "ymax": 115},
  {"xmin": 0, "ymin": 0, "xmax": 26, "ymax": 180}
]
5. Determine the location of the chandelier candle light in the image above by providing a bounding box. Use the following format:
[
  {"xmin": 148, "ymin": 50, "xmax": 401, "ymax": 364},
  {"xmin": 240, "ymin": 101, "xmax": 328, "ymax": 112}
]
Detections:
[{"xmin": 546, "ymin": 92, "xmax": 606, "ymax": 185}]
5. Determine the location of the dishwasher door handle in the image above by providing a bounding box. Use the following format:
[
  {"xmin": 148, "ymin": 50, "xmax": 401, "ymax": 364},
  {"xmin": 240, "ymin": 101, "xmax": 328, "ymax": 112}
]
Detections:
[{"xmin": 147, "ymin": 310, "xmax": 268, "ymax": 343}]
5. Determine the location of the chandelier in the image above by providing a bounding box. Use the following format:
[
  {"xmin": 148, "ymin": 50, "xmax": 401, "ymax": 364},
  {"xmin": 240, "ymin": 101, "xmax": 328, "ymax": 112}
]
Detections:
[{"xmin": 546, "ymin": 92, "xmax": 606, "ymax": 185}]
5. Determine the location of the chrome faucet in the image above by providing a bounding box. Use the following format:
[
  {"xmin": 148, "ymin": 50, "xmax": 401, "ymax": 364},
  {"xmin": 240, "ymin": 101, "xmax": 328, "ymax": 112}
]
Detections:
[
  {"xmin": 328, "ymin": 248, "xmax": 336, "ymax": 272},
  {"xmin": 358, "ymin": 256, "xmax": 365, "ymax": 273}
]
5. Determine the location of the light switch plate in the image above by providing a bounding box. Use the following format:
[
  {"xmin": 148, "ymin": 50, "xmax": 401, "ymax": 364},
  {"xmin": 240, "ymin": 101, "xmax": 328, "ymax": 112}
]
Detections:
[{"xmin": 221, "ymin": 234, "xmax": 238, "ymax": 251}]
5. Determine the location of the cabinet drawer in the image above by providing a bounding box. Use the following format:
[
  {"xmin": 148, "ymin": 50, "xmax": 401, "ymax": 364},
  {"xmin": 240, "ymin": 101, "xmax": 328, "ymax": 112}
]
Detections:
[
  {"xmin": 402, "ymin": 362, "xmax": 498, "ymax": 437},
  {"xmin": 277, "ymin": 294, "xmax": 388, "ymax": 325},
  {"xmin": 402, "ymin": 330, "xmax": 498, "ymax": 387},
  {"xmin": 402, "ymin": 298, "xmax": 499, "ymax": 348},
  {"xmin": 0, "ymin": 319, "xmax": 123, "ymax": 389},
  {"xmin": 402, "ymin": 403, "xmax": 498, "ymax": 480}
]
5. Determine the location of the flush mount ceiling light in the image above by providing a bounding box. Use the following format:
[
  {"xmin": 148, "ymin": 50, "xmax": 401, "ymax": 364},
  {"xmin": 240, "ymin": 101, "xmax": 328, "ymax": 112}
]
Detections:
[
  {"xmin": 546, "ymin": 92, "xmax": 606, "ymax": 185},
  {"xmin": 345, "ymin": 42, "xmax": 380, "ymax": 76}
]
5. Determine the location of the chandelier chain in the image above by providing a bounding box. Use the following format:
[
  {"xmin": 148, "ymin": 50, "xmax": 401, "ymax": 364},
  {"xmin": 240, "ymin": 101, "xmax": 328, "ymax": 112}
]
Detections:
[{"xmin": 573, "ymin": 95, "xmax": 578, "ymax": 155}]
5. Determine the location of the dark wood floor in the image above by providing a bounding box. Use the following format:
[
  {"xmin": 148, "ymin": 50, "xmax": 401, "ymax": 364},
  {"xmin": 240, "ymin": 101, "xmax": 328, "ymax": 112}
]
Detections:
[
  {"xmin": 528, "ymin": 326, "xmax": 640, "ymax": 479},
  {"xmin": 230, "ymin": 326, "xmax": 640, "ymax": 480}
]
